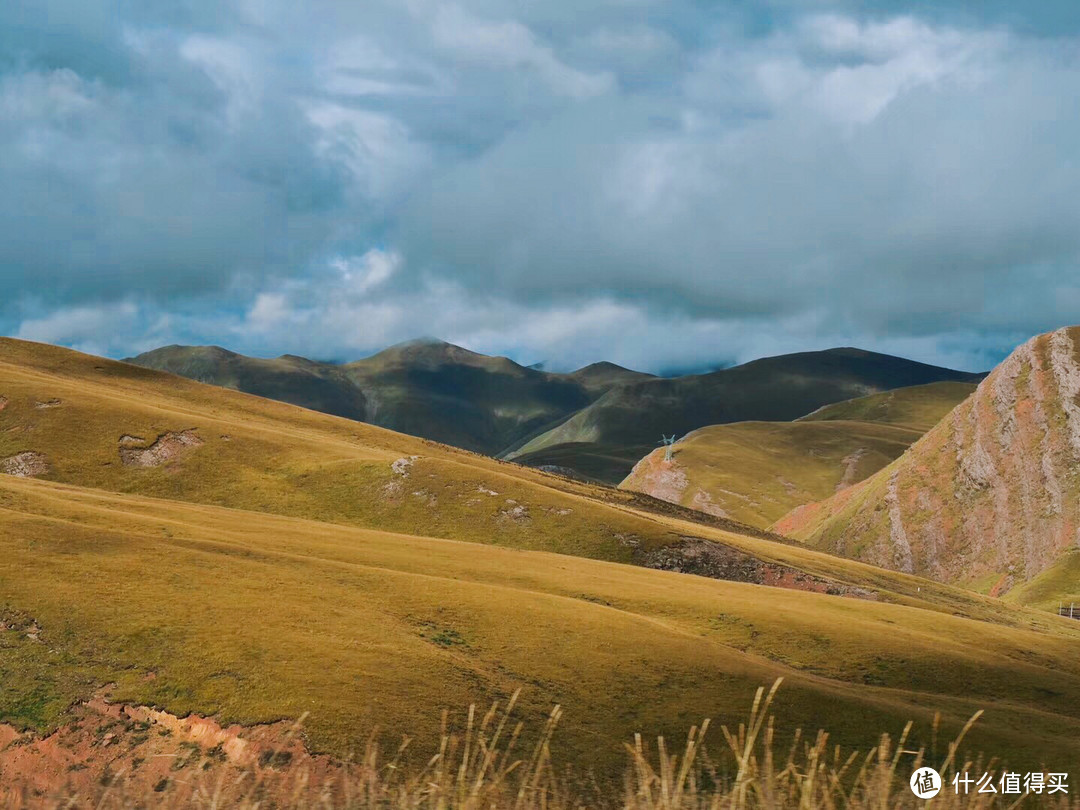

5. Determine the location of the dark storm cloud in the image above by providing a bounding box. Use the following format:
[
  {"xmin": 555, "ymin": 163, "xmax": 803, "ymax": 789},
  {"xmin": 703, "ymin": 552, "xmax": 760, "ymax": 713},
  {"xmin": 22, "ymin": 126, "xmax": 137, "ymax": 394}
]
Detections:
[{"xmin": 2, "ymin": 0, "xmax": 1079, "ymax": 371}]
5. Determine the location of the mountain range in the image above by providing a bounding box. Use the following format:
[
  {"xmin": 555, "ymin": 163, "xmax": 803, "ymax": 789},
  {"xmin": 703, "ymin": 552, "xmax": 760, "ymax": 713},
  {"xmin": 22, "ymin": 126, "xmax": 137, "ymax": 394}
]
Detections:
[
  {"xmin": 129, "ymin": 341, "xmax": 983, "ymax": 482},
  {"xmin": 127, "ymin": 339, "xmax": 652, "ymax": 458}
]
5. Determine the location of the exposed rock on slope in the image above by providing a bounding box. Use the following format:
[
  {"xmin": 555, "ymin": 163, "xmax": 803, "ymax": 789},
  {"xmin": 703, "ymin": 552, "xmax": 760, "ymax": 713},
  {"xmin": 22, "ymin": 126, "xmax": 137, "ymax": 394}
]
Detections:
[
  {"xmin": 774, "ymin": 327, "xmax": 1080, "ymax": 606},
  {"xmin": 119, "ymin": 430, "xmax": 203, "ymax": 467},
  {"xmin": 0, "ymin": 451, "xmax": 49, "ymax": 478}
]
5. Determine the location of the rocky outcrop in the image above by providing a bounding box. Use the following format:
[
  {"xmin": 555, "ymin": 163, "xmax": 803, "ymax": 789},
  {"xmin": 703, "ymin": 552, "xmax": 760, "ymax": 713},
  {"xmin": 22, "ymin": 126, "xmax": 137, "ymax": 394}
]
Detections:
[
  {"xmin": 119, "ymin": 430, "xmax": 203, "ymax": 467},
  {"xmin": 775, "ymin": 327, "xmax": 1080, "ymax": 596},
  {"xmin": 0, "ymin": 451, "xmax": 49, "ymax": 478},
  {"xmin": 641, "ymin": 537, "xmax": 878, "ymax": 600}
]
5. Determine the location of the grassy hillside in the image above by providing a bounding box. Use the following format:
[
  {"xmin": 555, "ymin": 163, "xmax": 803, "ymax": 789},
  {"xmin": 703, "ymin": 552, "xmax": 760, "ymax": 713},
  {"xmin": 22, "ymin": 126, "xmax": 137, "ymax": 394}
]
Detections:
[
  {"xmin": 4, "ymin": 474, "xmax": 1080, "ymax": 777},
  {"xmin": 775, "ymin": 327, "xmax": 1080, "ymax": 608},
  {"xmin": 129, "ymin": 339, "xmax": 653, "ymax": 457},
  {"xmin": 620, "ymin": 382, "xmax": 976, "ymax": 528},
  {"xmin": 2, "ymin": 338, "xmax": 682, "ymax": 562},
  {"xmin": 798, "ymin": 381, "xmax": 978, "ymax": 431},
  {"xmin": 4, "ymin": 336, "xmax": 1080, "ymax": 780},
  {"xmin": 0, "ymin": 337, "xmax": 1049, "ymax": 620},
  {"xmin": 620, "ymin": 421, "xmax": 918, "ymax": 528},
  {"xmin": 510, "ymin": 349, "xmax": 983, "ymax": 482}
]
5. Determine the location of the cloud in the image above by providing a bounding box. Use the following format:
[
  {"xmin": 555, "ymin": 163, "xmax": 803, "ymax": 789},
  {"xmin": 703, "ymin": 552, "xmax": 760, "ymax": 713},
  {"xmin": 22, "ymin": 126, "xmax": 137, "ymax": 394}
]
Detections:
[
  {"xmin": 0, "ymin": 0, "xmax": 1078, "ymax": 373},
  {"xmin": 425, "ymin": 3, "xmax": 615, "ymax": 98}
]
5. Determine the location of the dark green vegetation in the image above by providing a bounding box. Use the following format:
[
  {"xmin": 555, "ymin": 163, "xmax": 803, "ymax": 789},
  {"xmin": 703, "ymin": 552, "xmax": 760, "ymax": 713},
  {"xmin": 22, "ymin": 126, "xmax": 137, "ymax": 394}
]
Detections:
[
  {"xmin": 3, "ymin": 337, "xmax": 1079, "ymax": 780},
  {"xmin": 128, "ymin": 340, "xmax": 653, "ymax": 457},
  {"xmin": 510, "ymin": 349, "xmax": 983, "ymax": 482},
  {"xmin": 130, "ymin": 342, "xmax": 982, "ymax": 483},
  {"xmin": 620, "ymin": 382, "xmax": 977, "ymax": 528}
]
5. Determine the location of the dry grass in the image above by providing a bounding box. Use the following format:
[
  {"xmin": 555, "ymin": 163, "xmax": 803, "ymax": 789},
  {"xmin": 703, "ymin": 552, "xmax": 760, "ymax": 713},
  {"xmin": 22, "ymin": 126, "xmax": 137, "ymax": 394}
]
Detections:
[
  {"xmin": 3, "ymin": 338, "xmax": 1080, "ymax": 782},
  {"xmin": 621, "ymin": 420, "xmax": 919, "ymax": 529},
  {"xmin": 32, "ymin": 682, "xmax": 1077, "ymax": 809},
  {"xmin": 798, "ymin": 382, "xmax": 978, "ymax": 433},
  {"xmin": 619, "ymin": 382, "xmax": 977, "ymax": 530}
]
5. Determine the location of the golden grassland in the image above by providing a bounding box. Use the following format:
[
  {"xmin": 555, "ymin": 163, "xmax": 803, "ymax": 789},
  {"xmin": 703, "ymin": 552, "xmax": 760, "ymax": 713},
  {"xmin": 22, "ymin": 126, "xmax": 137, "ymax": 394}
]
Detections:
[
  {"xmin": 622, "ymin": 420, "xmax": 918, "ymax": 529},
  {"xmin": 0, "ymin": 337, "xmax": 681, "ymax": 561},
  {"xmin": 619, "ymin": 382, "xmax": 977, "ymax": 529},
  {"xmin": 4, "ymin": 474, "xmax": 1080, "ymax": 775},
  {"xmin": 2, "ymin": 338, "xmax": 1080, "ymax": 784},
  {"xmin": 798, "ymin": 382, "xmax": 978, "ymax": 433},
  {"xmin": 32, "ymin": 683, "xmax": 1080, "ymax": 809}
]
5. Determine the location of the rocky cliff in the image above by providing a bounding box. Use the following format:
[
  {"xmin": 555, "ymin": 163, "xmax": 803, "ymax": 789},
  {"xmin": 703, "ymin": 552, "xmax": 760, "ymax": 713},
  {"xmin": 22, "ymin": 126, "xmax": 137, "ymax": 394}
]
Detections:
[{"xmin": 774, "ymin": 327, "xmax": 1080, "ymax": 606}]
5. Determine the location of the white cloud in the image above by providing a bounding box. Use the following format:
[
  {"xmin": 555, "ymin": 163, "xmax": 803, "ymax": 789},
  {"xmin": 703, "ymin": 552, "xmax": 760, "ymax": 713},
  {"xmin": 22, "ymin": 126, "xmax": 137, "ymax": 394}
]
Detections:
[
  {"xmin": 180, "ymin": 35, "xmax": 263, "ymax": 127},
  {"xmin": 330, "ymin": 249, "xmax": 401, "ymax": 294},
  {"xmin": 426, "ymin": 3, "xmax": 615, "ymax": 98},
  {"xmin": 15, "ymin": 302, "xmax": 141, "ymax": 357},
  {"xmin": 305, "ymin": 102, "xmax": 431, "ymax": 201}
]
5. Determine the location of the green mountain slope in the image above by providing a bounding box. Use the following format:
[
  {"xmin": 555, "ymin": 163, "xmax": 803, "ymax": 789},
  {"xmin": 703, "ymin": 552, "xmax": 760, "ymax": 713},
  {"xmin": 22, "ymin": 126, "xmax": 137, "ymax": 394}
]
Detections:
[
  {"xmin": 511, "ymin": 349, "xmax": 984, "ymax": 483},
  {"xmin": 620, "ymin": 382, "xmax": 977, "ymax": 528},
  {"xmin": 128, "ymin": 339, "xmax": 655, "ymax": 457},
  {"xmin": 774, "ymin": 327, "xmax": 1080, "ymax": 610}
]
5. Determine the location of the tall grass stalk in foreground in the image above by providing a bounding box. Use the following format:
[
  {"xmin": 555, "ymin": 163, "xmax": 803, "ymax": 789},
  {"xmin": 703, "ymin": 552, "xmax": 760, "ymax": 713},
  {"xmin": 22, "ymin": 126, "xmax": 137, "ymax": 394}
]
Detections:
[{"xmin": 41, "ymin": 680, "xmax": 1078, "ymax": 809}]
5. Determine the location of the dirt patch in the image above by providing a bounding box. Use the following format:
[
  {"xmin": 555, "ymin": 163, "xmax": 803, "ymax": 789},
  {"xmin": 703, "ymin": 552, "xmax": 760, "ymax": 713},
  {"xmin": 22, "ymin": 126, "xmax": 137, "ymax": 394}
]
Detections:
[
  {"xmin": 119, "ymin": 430, "xmax": 203, "ymax": 468},
  {"xmin": 0, "ymin": 395, "xmax": 8, "ymax": 411},
  {"xmin": 836, "ymin": 448, "xmax": 867, "ymax": 491},
  {"xmin": 33, "ymin": 399, "xmax": 62, "ymax": 409},
  {"xmin": 0, "ymin": 696, "xmax": 348, "ymax": 808},
  {"xmin": 622, "ymin": 449, "xmax": 689, "ymax": 504},
  {"xmin": 641, "ymin": 537, "xmax": 878, "ymax": 600},
  {"xmin": 690, "ymin": 489, "xmax": 729, "ymax": 518},
  {"xmin": 411, "ymin": 489, "xmax": 438, "ymax": 507},
  {"xmin": 0, "ymin": 451, "xmax": 50, "ymax": 478}
]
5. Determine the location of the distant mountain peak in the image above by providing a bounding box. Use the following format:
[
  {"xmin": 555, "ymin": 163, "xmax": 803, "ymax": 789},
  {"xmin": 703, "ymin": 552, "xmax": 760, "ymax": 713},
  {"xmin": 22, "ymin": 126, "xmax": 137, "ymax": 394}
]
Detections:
[{"xmin": 127, "ymin": 344, "xmax": 239, "ymax": 363}]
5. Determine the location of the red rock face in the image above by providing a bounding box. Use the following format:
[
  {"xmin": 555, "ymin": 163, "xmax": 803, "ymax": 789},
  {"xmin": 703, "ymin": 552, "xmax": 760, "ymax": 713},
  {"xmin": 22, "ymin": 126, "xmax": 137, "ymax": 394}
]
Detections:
[{"xmin": 777, "ymin": 327, "xmax": 1080, "ymax": 594}]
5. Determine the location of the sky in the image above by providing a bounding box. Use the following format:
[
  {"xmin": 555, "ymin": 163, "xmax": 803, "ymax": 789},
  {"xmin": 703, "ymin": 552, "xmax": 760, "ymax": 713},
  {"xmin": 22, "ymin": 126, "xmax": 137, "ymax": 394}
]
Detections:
[{"xmin": 2, "ymin": 1, "xmax": 1079, "ymax": 374}]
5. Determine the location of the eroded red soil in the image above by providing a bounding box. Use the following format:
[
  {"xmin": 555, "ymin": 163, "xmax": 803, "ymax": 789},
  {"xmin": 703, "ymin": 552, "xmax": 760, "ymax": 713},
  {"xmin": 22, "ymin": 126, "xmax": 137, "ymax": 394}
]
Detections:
[{"xmin": 0, "ymin": 695, "xmax": 346, "ymax": 808}]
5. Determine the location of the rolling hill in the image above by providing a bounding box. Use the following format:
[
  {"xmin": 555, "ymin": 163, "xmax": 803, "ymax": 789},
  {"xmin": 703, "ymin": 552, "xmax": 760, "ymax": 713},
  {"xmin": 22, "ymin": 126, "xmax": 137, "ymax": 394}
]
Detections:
[
  {"xmin": 798, "ymin": 380, "xmax": 980, "ymax": 431},
  {"xmin": 130, "ymin": 342, "xmax": 983, "ymax": 485},
  {"xmin": 508, "ymin": 348, "xmax": 984, "ymax": 483},
  {"xmin": 127, "ymin": 340, "xmax": 653, "ymax": 457},
  {"xmin": 774, "ymin": 327, "xmax": 1080, "ymax": 611},
  {"xmin": 2, "ymin": 337, "xmax": 1079, "ymax": 791},
  {"xmin": 620, "ymin": 382, "xmax": 976, "ymax": 528}
]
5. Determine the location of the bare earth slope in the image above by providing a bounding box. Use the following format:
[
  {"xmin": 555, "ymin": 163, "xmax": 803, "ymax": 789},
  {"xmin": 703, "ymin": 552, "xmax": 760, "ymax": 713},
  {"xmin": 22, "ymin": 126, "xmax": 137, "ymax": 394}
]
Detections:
[
  {"xmin": 620, "ymin": 382, "xmax": 976, "ymax": 529},
  {"xmin": 774, "ymin": 327, "xmax": 1080, "ymax": 610},
  {"xmin": 511, "ymin": 349, "xmax": 983, "ymax": 483}
]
